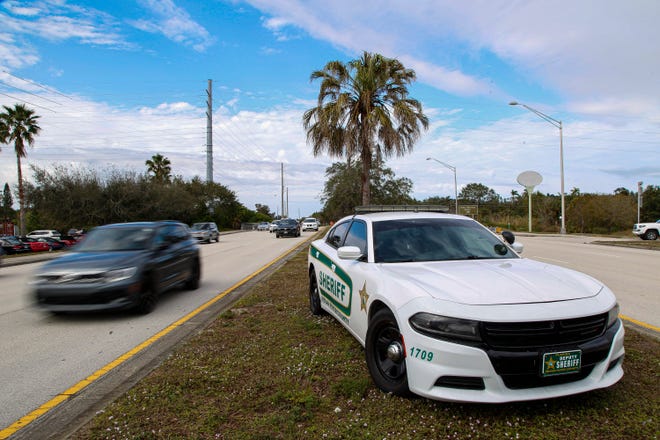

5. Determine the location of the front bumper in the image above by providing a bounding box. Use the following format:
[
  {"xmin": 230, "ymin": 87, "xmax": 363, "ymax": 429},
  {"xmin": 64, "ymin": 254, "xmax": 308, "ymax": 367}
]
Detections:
[
  {"xmin": 33, "ymin": 279, "xmax": 144, "ymax": 312},
  {"xmin": 277, "ymin": 229, "xmax": 299, "ymax": 236},
  {"xmin": 402, "ymin": 319, "xmax": 624, "ymax": 403}
]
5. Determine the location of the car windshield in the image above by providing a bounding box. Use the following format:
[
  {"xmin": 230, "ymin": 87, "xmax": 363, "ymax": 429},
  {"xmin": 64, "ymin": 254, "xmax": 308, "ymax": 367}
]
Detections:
[
  {"xmin": 75, "ymin": 227, "xmax": 155, "ymax": 252},
  {"xmin": 280, "ymin": 220, "xmax": 297, "ymax": 226},
  {"xmin": 373, "ymin": 218, "xmax": 518, "ymax": 263},
  {"xmin": 191, "ymin": 223, "xmax": 209, "ymax": 230}
]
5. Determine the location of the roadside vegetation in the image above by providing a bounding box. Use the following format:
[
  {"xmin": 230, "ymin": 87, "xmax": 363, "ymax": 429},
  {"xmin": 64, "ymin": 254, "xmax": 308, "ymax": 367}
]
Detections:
[{"xmin": 73, "ymin": 249, "xmax": 659, "ymax": 439}]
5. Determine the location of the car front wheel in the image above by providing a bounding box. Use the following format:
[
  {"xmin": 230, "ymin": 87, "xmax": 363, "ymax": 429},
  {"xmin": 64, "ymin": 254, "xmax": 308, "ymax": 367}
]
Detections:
[
  {"xmin": 309, "ymin": 270, "xmax": 324, "ymax": 315},
  {"xmin": 135, "ymin": 278, "xmax": 159, "ymax": 314},
  {"xmin": 644, "ymin": 230, "xmax": 658, "ymax": 240},
  {"xmin": 365, "ymin": 308, "xmax": 410, "ymax": 396}
]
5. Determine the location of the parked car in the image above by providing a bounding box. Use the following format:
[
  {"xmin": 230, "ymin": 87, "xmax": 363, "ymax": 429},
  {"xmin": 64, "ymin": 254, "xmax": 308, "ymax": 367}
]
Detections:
[
  {"xmin": 190, "ymin": 222, "xmax": 219, "ymax": 243},
  {"xmin": 301, "ymin": 217, "xmax": 319, "ymax": 231},
  {"xmin": 275, "ymin": 218, "xmax": 300, "ymax": 238},
  {"xmin": 35, "ymin": 236, "xmax": 67, "ymax": 251},
  {"xmin": 20, "ymin": 237, "xmax": 51, "ymax": 252},
  {"xmin": 307, "ymin": 207, "xmax": 624, "ymax": 403},
  {"xmin": 632, "ymin": 220, "xmax": 659, "ymax": 240},
  {"xmin": 27, "ymin": 229, "xmax": 61, "ymax": 239},
  {"xmin": 58, "ymin": 236, "xmax": 78, "ymax": 246},
  {"xmin": 0, "ymin": 236, "xmax": 31, "ymax": 254},
  {"xmin": 32, "ymin": 221, "xmax": 201, "ymax": 314},
  {"xmin": 257, "ymin": 222, "xmax": 270, "ymax": 231}
]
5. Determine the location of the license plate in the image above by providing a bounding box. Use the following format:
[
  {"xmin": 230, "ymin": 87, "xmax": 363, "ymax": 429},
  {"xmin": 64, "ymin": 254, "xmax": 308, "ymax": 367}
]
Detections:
[{"xmin": 542, "ymin": 350, "xmax": 581, "ymax": 376}]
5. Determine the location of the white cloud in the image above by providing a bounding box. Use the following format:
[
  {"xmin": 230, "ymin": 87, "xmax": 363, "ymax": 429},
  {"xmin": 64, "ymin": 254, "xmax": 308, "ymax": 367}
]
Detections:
[{"xmin": 132, "ymin": 0, "xmax": 215, "ymax": 52}]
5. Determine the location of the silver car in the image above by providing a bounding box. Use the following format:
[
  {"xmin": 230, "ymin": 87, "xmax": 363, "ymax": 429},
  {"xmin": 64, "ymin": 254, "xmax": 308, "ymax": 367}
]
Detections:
[{"xmin": 190, "ymin": 222, "xmax": 219, "ymax": 243}]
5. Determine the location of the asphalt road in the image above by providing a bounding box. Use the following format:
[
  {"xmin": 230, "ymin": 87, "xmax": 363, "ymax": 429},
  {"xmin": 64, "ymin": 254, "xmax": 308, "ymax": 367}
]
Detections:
[
  {"xmin": 0, "ymin": 230, "xmax": 314, "ymax": 437},
  {"xmin": 0, "ymin": 230, "xmax": 657, "ymax": 438},
  {"xmin": 518, "ymin": 233, "xmax": 659, "ymax": 331}
]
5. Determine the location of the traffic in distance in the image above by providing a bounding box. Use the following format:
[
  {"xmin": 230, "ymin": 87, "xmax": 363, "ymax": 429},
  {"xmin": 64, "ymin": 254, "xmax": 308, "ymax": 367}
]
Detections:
[{"xmin": 307, "ymin": 206, "xmax": 624, "ymax": 403}]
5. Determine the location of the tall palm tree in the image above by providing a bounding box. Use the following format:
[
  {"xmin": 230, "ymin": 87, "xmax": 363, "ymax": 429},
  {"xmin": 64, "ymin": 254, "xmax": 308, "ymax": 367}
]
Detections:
[
  {"xmin": 145, "ymin": 153, "xmax": 172, "ymax": 184},
  {"xmin": 0, "ymin": 104, "xmax": 41, "ymax": 235},
  {"xmin": 303, "ymin": 51, "xmax": 428, "ymax": 206}
]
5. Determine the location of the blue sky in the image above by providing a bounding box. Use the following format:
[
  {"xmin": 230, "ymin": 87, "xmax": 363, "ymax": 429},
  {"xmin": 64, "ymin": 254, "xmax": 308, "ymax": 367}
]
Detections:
[{"xmin": 1, "ymin": 0, "xmax": 658, "ymax": 218}]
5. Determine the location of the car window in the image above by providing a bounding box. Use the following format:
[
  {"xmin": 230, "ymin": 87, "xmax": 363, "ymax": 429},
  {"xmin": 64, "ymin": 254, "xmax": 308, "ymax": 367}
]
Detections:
[
  {"xmin": 343, "ymin": 220, "xmax": 367, "ymax": 256},
  {"xmin": 373, "ymin": 218, "xmax": 518, "ymax": 263},
  {"xmin": 326, "ymin": 221, "xmax": 351, "ymax": 249},
  {"xmin": 77, "ymin": 227, "xmax": 155, "ymax": 251}
]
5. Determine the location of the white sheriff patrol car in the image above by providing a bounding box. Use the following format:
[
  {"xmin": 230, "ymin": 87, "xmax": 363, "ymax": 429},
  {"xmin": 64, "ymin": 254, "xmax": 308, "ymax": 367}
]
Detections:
[{"xmin": 307, "ymin": 207, "xmax": 624, "ymax": 403}]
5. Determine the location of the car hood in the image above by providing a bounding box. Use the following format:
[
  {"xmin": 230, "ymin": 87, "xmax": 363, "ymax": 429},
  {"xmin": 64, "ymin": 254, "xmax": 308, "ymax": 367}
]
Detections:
[
  {"xmin": 37, "ymin": 251, "xmax": 148, "ymax": 273},
  {"xmin": 381, "ymin": 258, "xmax": 603, "ymax": 306}
]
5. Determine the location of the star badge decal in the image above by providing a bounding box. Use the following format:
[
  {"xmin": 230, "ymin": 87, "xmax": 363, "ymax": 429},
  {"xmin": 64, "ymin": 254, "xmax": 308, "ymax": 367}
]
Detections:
[{"xmin": 359, "ymin": 281, "xmax": 369, "ymax": 312}]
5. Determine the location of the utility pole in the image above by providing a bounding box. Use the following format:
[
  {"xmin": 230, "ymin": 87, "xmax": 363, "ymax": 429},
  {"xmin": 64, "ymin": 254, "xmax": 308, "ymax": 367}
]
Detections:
[
  {"xmin": 206, "ymin": 79, "xmax": 213, "ymax": 183},
  {"xmin": 281, "ymin": 163, "xmax": 285, "ymax": 218},
  {"xmin": 638, "ymin": 181, "xmax": 643, "ymax": 224}
]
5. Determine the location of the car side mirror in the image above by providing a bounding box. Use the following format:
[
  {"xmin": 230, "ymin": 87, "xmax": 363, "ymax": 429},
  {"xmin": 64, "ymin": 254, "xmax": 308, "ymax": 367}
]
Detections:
[
  {"xmin": 337, "ymin": 246, "xmax": 363, "ymax": 260},
  {"xmin": 511, "ymin": 242, "xmax": 523, "ymax": 253}
]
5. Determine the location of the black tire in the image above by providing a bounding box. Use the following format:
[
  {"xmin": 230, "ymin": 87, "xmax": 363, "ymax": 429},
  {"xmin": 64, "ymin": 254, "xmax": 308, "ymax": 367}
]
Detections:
[
  {"xmin": 644, "ymin": 230, "xmax": 658, "ymax": 240},
  {"xmin": 184, "ymin": 260, "xmax": 201, "ymax": 290},
  {"xmin": 365, "ymin": 308, "xmax": 410, "ymax": 396},
  {"xmin": 309, "ymin": 270, "xmax": 324, "ymax": 315},
  {"xmin": 135, "ymin": 280, "xmax": 158, "ymax": 314}
]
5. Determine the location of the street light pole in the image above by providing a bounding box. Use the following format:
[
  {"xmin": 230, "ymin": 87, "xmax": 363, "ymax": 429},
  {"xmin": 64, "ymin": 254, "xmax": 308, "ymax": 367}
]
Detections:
[
  {"xmin": 426, "ymin": 157, "xmax": 458, "ymax": 214},
  {"xmin": 509, "ymin": 101, "xmax": 566, "ymax": 234}
]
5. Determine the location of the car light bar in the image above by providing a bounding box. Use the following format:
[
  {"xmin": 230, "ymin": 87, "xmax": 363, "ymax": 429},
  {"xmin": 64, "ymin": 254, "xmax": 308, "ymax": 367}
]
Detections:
[{"xmin": 354, "ymin": 205, "xmax": 450, "ymax": 214}]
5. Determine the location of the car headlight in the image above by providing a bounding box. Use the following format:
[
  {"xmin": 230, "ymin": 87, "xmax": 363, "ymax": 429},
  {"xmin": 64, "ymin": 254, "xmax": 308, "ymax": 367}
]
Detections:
[
  {"xmin": 607, "ymin": 303, "xmax": 620, "ymax": 328},
  {"xmin": 104, "ymin": 267, "xmax": 138, "ymax": 283},
  {"xmin": 409, "ymin": 312, "xmax": 482, "ymax": 343}
]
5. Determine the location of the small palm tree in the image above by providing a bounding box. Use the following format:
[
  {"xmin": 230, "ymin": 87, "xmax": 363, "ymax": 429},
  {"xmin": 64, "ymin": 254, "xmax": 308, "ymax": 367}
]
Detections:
[
  {"xmin": 0, "ymin": 104, "xmax": 41, "ymax": 235},
  {"xmin": 303, "ymin": 51, "xmax": 428, "ymax": 206},
  {"xmin": 145, "ymin": 153, "xmax": 172, "ymax": 184}
]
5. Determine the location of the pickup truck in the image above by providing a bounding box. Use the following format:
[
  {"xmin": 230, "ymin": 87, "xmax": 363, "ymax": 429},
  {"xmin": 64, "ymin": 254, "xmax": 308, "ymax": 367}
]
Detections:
[{"xmin": 632, "ymin": 220, "xmax": 660, "ymax": 240}]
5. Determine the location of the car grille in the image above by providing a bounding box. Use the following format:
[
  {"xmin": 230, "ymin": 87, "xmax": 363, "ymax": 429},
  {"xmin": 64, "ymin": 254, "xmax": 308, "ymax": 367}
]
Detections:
[
  {"xmin": 483, "ymin": 319, "xmax": 619, "ymax": 390},
  {"xmin": 37, "ymin": 273, "xmax": 106, "ymax": 283},
  {"xmin": 481, "ymin": 312, "xmax": 608, "ymax": 350}
]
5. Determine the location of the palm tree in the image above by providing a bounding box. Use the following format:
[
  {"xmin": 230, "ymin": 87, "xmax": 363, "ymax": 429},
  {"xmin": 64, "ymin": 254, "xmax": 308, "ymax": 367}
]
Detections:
[
  {"xmin": 0, "ymin": 104, "xmax": 41, "ymax": 235},
  {"xmin": 303, "ymin": 51, "xmax": 428, "ymax": 206},
  {"xmin": 145, "ymin": 153, "xmax": 172, "ymax": 184}
]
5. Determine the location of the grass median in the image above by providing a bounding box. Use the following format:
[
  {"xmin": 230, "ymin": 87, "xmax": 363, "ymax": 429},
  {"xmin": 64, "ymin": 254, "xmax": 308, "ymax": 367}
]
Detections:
[{"xmin": 73, "ymin": 249, "xmax": 659, "ymax": 439}]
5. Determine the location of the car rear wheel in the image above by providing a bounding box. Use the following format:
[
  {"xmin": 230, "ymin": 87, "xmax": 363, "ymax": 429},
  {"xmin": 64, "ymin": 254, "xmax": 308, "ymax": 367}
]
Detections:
[
  {"xmin": 644, "ymin": 229, "xmax": 658, "ymax": 240},
  {"xmin": 365, "ymin": 308, "xmax": 410, "ymax": 396},
  {"xmin": 309, "ymin": 270, "xmax": 324, "ymax": 315}
]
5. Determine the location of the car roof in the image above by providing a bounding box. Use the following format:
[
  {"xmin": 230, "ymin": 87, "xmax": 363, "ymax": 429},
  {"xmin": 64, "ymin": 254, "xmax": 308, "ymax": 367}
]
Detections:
[
  {"xmin": 343, "ymin": 210, "xmax": 468, "ymax": 223},
  {"xmin": 96, "ymin": 221, "xmax": 181, "ymax": 229}
]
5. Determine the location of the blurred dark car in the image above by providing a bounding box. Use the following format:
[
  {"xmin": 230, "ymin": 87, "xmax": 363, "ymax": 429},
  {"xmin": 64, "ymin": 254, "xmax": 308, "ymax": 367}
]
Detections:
[
  {"xmin": 32, "ymin": 221, "xmax": 201, "ymax": 314},
  {"xmin": 0, "ymin": 236, "xmax": 31, "ymax": 254},
  {"xmin": 19, "ymin": 237, "xmax": 51, "ymax": 252},
  {"xmin": 275, "ymin": 218, "xmax": 301, "ymax": 238}
]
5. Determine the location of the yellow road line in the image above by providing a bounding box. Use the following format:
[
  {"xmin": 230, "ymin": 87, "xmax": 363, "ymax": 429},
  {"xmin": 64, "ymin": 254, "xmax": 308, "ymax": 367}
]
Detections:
[
  {"xmin": 620, "ymin": 314, "xmax": 660, "ymax": 333},
  {"xmin": 0, "ymin": 244, "xmax": 301, "ymax": 439}
]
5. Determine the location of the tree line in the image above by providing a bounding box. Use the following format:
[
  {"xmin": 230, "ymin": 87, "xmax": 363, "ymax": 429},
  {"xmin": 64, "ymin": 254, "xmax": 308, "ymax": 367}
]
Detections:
[
  {"xmin": 1, "ymin": 164, "xmax": 272, "ymax": 234},
  {"xmin": 316, "ymin": 159, "xmax": 659, "ymax": 234}
]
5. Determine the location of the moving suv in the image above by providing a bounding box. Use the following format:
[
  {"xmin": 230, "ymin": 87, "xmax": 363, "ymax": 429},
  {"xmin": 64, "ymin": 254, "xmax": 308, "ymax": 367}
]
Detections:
[
  {"xmin": 32, "ymin": 221, "xmax": 201, "ymax": 314},
  {"xmin": 190, "ymin": 222, "xmax": 219, "ymax": 243},
  {"xmin": 301, "ymin": 218, "xmax": 319, "ymax": 231}
]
